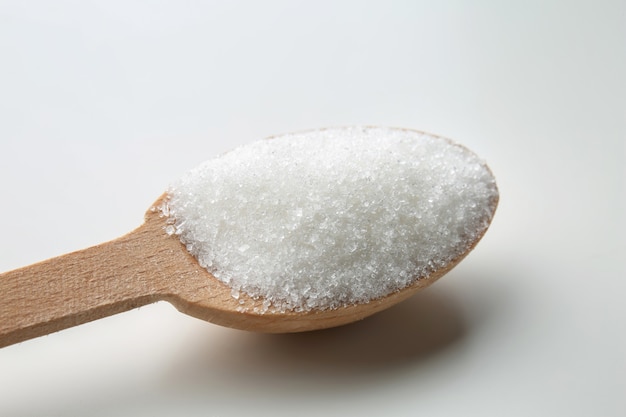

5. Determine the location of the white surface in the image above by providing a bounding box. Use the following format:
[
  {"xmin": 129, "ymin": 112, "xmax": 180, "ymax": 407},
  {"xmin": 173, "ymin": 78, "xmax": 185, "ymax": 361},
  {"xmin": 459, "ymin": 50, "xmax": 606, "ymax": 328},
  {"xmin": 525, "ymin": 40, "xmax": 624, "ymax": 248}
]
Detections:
[{"xmin": 0, "ymin": 1, "xmax": 624, "ymax": 416}]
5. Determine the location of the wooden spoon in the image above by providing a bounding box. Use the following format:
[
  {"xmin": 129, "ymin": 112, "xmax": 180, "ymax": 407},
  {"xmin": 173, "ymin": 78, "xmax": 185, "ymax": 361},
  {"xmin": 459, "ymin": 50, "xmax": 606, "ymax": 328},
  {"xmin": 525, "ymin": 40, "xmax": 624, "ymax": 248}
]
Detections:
[{"xmin": 0, "ymin": 191, "xmax": 496, "ymax": 348}]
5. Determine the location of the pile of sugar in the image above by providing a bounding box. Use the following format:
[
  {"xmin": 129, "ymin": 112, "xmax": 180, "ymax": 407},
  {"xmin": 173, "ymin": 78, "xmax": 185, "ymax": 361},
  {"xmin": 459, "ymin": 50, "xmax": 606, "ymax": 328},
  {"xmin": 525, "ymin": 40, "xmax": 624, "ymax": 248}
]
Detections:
[{"xmin": 162, "ymin": 127, "xmax": 498, "ymax": 312}]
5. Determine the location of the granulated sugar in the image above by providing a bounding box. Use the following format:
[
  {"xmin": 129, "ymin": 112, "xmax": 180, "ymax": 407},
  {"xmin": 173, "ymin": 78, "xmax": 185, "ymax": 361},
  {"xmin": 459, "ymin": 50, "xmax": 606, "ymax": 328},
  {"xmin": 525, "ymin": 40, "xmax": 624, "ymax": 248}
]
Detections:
[{"xmin": 162, "ymin": 127, "xmax": 498, "ymax": 311}]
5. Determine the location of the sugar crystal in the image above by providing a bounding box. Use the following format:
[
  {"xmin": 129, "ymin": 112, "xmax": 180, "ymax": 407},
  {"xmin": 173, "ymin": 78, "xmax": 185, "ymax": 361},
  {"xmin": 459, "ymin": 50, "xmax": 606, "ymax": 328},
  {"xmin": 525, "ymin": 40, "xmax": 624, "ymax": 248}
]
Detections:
[{"xmin": 163, "ymin": 127, "xmax": 498, "ymax": 311}]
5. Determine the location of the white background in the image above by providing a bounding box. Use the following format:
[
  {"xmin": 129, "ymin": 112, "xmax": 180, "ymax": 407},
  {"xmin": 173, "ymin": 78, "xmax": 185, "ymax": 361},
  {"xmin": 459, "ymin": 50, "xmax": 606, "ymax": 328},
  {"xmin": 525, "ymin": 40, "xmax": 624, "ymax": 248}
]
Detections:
[{"xmin": 0, "ymin": 1, "xmax": 624, "ymax": 416}]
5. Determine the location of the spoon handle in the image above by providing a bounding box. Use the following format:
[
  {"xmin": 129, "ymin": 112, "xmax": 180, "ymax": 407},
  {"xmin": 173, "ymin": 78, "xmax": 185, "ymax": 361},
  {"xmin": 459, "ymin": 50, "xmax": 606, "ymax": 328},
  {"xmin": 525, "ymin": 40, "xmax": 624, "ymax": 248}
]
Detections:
[{"xmin": 0, "ymin": 227, "xmax": 164, "ymax": 348}]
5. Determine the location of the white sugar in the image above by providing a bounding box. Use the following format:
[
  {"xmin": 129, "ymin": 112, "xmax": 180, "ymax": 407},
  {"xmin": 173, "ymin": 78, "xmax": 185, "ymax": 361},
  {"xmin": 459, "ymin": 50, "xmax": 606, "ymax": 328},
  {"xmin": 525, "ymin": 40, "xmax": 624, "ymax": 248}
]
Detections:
[{"xmin": 163, "ymin": 127, "xmax": 498, "ymax": 311}]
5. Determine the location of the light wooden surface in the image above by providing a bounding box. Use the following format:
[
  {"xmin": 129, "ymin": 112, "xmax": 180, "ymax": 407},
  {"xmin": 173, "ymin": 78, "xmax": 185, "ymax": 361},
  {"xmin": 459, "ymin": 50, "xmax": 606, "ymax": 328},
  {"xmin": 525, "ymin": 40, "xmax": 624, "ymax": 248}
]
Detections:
[{"xmin": 0, "ymin": 193, "xmax": 496, "ymax": 348}]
